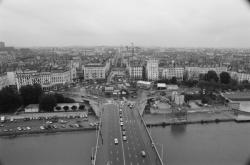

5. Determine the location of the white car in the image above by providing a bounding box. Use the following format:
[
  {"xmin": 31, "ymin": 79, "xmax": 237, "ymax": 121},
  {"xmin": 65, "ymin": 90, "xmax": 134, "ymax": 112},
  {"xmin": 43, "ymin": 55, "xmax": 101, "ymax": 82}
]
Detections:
[
  {"xmin": 120, "ymin": 122, "xmax": 123, "ymax": 126},
  {"xmin": 114, "ymin": 138, "xmax": 118, "ymax": 144},
  {"xmin": 123, "ymin": 136, "xmax": 127, "ymax": 141},
  {"xmin": 40, "ymin": 126, "xmax": 45, "ymax": 130},
  {"xmin": 141, "ymin": 150, "xmax": 146, "ymax": 157}
]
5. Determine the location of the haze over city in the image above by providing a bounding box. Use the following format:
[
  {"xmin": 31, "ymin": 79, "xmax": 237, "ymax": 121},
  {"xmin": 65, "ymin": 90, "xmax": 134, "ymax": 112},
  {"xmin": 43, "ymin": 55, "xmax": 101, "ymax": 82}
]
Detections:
[{"xmin": 0, "ymin": 0, "xmax": 250, "ymax": 48}]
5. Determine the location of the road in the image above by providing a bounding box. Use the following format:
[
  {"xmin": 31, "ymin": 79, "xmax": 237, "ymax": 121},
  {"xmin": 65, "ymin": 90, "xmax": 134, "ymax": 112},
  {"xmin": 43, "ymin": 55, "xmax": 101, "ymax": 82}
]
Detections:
[{"xmin": 96, "ymin": 100, "xmax": 153, "ymax": 165}]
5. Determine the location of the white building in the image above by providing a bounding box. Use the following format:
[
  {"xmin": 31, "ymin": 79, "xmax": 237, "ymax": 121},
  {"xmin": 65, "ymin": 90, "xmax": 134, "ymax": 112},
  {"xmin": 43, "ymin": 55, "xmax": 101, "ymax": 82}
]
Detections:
[
  {"xmin": 146, "ymin": 59, "xmax": 159, "ymax": 81},
  {"xmin": 16, "ymin": 69, "xmax": 72, "ymax": 90},
  {"xmin": 171, "ymin": 91, "xmax": 184, "ymax": 105},
  {"xmin": 128, "ymin": 61, "xmax": 143, "ymax": 80},
  {"xmin": 230, "ymin": 72, "xmax": 250, "ymax": 82},
  {"xmin": 25, "ymin": 104, "xmax": 39, "ymax": 113},
  {"xmin": 83, "ymin": 61, "xmax": 110, "ymax": 80},
  {"xmin": 162, "ymin": 67, "xmax": 184, "ymax": 80},
  {"xmin": 0, "ymin": 73, "xmax": 9, "ymax": 90}
]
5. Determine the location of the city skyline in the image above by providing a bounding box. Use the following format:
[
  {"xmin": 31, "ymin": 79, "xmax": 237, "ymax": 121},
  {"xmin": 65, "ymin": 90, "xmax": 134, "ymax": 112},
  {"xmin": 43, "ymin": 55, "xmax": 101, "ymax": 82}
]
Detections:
[{"xmin": 0, "ymin": 0, "xmax": 250, "ymax": 48}]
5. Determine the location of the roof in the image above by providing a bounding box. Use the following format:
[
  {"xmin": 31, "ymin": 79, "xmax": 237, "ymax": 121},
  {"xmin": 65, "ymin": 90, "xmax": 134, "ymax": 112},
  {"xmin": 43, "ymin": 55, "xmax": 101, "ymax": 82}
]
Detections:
[
  {"xmin": 157, "ymin": 83, "xmax": 166, "ymax": 88},
  {"xmin": 25, "ymin": 104, "xmax": 39, "ymax": 109},
  {"xmin": 137, "ymin": 81, "xmax": 151, "ymax": 85}
]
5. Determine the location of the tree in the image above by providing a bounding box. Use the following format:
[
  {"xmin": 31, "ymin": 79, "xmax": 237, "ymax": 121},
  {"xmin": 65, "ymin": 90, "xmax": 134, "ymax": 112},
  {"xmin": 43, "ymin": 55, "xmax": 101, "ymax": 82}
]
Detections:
[
  {"xmin": 205, "ymin": 70, "xmax": 219, "ymax": 83},
  {"xmin": 242, "ymin": 80, "xmax": 249, "ymax": 84},
  {"xmin": 39, "ymin": 94, "xmax": 56, "ymax": 112},
  {"xmin": 0, "ymin": 87, "xmax": 22, "ymax": 113},
  {"xmin": 20, "ymin": 84, "xmax": 43, "ymax": 106},
  {"xmin": 79, "ymin": 105, "xmax": 85, "ymax": 110},
  {"xmin": 220, "ymin": 72, "xmax": 231, "ymax": 84},
  {"xmin": 170, "ymin": 77, "xmax": 177, "ymax": 84},
  {"xmin": 64, "ymin": 97, "xmax": 75, "ymax": 103},
  {"xmin": 54, "ymin": 93, "xmax": 65, "ymax": 103}
]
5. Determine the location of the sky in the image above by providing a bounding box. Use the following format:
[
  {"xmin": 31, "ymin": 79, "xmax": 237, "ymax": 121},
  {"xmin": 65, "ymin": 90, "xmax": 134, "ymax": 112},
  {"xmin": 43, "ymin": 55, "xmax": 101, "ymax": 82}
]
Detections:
[{"xmin": 0, "ymin": 0, "xmax": 250, "ymax": 48}]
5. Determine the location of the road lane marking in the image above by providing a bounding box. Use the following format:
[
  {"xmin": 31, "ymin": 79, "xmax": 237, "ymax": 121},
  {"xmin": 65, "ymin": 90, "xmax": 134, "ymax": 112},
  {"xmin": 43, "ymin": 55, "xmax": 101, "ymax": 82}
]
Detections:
[{"xmin": 118, "ymin": 107, "xmax": 126, "ymax": 165}]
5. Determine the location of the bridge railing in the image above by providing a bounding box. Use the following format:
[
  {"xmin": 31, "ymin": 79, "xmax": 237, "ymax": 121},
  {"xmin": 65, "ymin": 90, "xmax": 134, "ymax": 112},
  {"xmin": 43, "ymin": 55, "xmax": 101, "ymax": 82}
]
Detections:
[
  {"xmin": 136, "ymin": 102, "xmax": 164, "ymax": 165},
  {"xmin": 93, "ymin": 107, "xmax": 103, "ymax": 165}
]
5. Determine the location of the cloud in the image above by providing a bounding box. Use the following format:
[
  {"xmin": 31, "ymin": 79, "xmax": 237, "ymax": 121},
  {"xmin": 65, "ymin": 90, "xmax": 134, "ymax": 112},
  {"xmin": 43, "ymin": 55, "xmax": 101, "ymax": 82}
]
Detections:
[{"xmin": 0, "ymin": 0, "xmax": 250, "ymax": 47}]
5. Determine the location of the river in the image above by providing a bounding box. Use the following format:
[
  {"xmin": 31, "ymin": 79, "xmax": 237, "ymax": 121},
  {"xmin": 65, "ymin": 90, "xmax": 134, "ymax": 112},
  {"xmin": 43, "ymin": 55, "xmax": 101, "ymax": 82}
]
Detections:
[
  {"xmin": 0, "ymin": 131, "xmax": 96, "ymax": 165},
  {"xmin": 150, "ymin": 122, "xmax": 250, "ymax": 165}
]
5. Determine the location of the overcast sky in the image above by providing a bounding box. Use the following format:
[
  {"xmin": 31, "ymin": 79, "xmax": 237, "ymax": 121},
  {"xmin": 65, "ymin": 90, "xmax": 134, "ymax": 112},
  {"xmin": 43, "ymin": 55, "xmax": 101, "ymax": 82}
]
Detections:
[{"xmin": 0, "ymin": 0, "xmax": 250, "ymax": 48}]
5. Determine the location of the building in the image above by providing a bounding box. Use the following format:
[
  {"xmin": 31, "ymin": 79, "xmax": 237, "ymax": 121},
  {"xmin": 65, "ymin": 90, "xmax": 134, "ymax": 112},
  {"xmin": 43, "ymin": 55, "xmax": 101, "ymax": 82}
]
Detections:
[
  {"xmin": 171, "ymin": 91, "xmax": 184, "ymax": 105},
  {"xmin": 16, "ymin": 69, "xmax": 72, "ymax": 90},
  {"xmin": 185, "ymin": 66, "xmax": 227, "ymax": 80},
  {"xmin": 137, "ymin": 80, "xmax": 152, "ymax": 89},
  {"xmin": 230, "ymin": 72, "xmax": 250, "ymax": 82},
  {"xmin": 83, "ymin": 61, "xmax": 110, "ymax": 80},
  {"xmin": 162, "ymin": 67, "xmax": 184, "ymax": 80},
  {"xmin": 0, "ymin": 51, "xmax": 15, "ymax": 65},
  {"xmin": 25, "ymin": 104, "xmax": 39, "ymax": 113},
  {"xmin": 54, "ymin": 103, "xmax": 80, "ymax": 112},
  {"xmin": 0, "ymin": 42, "xmax": 5, "ymax": 48},
  {"xmin": 0, "ymin": 73, "xmax": 9, "ymax": 90},
  {"xmin": 128, "ymin": 60, "xmax": 143, "ymax": 80},
  {"xmin": 146, "ymin": 59, "xmax": 159, "ymax": 81}
]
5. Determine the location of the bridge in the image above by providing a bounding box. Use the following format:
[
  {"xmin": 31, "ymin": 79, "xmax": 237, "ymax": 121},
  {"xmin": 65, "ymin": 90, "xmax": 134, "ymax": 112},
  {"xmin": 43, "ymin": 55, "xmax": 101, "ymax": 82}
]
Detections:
[{"xmin": 94, "ymin": 99, "xmax": 164, "ymax": 165}]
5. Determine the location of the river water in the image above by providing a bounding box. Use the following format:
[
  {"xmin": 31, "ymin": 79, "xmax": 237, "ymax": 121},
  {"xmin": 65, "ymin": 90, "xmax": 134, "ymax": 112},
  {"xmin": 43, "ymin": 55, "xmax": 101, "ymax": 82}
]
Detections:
[
  {"xmin": 150, "ymin": 122, "xmax": 250, "ymax": 165},
  {"xmin": 0, "ymin": 131, "xmax": 96, "ymax": 165},
  {"xmin": 1, "ymin": 123, "xmax": 250, "ymax": 165}
]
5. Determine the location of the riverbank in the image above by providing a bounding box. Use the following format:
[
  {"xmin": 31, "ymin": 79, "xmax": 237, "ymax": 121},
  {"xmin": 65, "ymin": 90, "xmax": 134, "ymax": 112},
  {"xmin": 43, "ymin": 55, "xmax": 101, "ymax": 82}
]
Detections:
[
  {"xmin": 144, "ymin": 110, "xmax": 250, "ymax": 127},
  {"xmin": 0, "ymin": 127, "xmax": 97, "ymax": 137}
]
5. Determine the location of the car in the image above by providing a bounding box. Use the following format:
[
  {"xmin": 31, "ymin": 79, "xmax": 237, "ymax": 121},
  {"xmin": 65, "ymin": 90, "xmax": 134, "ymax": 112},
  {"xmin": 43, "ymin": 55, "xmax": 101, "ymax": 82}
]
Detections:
[
  {"xmin": 120, "ymin": 122, "xmax": 123, "ymax": 126},
  {"xmin": 17, "ymin": 127, "xmax": 22, "ymax": 131},
  {"xmin": 40, "ymin": 126, "xmax": 45, "ymax": 130},
  {"xmin": 26, "ymin": 126, "xmax": 31, "ymax": 130},
  {"xmin": 122, "ymin": 131, "xmax": 126, "ymax": 136},
  {"xmin": 123, "ymin": 136, "xmax": 127, "ymax": 141},
  {"xmin": 114, "ymin": 138, "xmax": 118, "ymax": 144},
  {"xmin": 141, "ymin": 150, "xmax": 146, "ymax": 157},
  {"xmin": 120, "ymin": 118, "xmax": 123, "ymax": 122}
]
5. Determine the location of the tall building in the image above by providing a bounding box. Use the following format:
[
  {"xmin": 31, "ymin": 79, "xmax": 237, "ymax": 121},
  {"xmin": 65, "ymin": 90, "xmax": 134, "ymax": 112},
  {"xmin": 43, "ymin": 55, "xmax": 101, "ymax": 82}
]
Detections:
[
  {"xmin": 146, "ymin": 59, "xmax": 159, "ymax": 81},
  {"xmin": 0, "ymin": 42, "xmax": 5, "ymax": 48},
  {"xmin": 128, "ymin": 60, "xmax": 143, "ymax": 80}
]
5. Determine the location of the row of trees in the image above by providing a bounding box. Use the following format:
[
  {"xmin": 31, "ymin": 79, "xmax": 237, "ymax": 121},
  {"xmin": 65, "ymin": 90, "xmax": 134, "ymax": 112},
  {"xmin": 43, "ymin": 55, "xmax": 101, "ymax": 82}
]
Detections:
[{"xmin": 0, "ymin": 84, "xmax": 75, "ymax": 113}]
